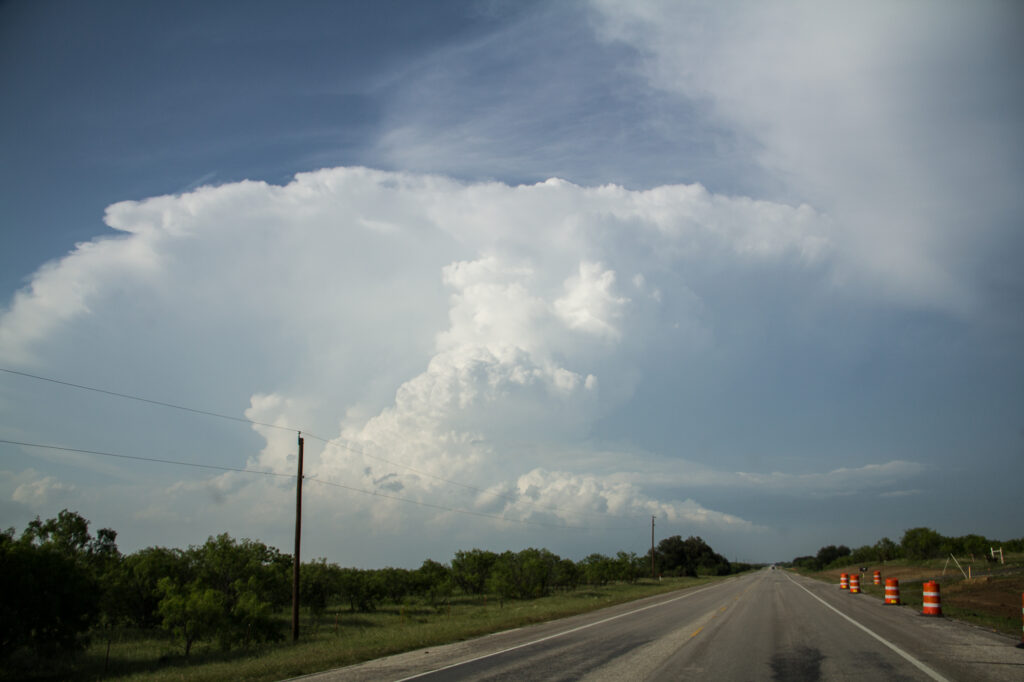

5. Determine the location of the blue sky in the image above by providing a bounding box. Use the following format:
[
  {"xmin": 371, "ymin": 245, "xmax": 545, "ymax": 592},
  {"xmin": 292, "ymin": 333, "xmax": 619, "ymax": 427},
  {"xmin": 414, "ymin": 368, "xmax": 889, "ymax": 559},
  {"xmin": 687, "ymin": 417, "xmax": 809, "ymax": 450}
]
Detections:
[{"xmin": 1, "ymin": 0, "xmax": 1022, "ymax": 566}]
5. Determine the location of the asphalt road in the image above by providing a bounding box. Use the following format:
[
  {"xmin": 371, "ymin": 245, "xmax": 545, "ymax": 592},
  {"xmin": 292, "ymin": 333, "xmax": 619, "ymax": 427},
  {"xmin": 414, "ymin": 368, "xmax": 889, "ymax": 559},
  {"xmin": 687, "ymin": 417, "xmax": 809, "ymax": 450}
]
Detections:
[{"xmin": 296, "ymin": 569, "xmax": 1024, "ymax": 681}]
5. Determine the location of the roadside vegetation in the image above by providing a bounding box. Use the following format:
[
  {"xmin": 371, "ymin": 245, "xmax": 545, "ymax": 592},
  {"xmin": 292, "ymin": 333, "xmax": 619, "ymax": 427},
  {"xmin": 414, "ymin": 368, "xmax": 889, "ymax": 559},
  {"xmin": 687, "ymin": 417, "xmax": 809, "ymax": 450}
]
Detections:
[
  {"xmin": 1, "ymin": 510, "xmax": 756, "ymax": 680},
  {"xmin": 781, "ymin": 528, "xmax": 1024, "ymax": 638}
]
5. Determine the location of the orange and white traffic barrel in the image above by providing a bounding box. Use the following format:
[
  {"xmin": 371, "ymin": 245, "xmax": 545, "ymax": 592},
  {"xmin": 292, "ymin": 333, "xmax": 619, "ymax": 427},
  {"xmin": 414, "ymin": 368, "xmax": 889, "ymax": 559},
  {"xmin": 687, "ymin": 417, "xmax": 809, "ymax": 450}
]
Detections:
[
  {"xmin": 922, "ymin": 580, "xmax": 942, "ymax": 616},
  {"xmin": 1018, "ymin": 593, "xmax": 1023, "ymax": 648},
  {"xmin": 849, "ymin": 573, "xmax": 860, "ymax": 594},
  {"xmin": 840, "ymin": 573, "xmax": 849, "ymax": 590},
  {"xmin": 873, "ymin": 570, "xmax": 881, "ymax": 585},
  {"xmin": 884, "ymin": 578, "xmax": 900, "ymax": 605}
]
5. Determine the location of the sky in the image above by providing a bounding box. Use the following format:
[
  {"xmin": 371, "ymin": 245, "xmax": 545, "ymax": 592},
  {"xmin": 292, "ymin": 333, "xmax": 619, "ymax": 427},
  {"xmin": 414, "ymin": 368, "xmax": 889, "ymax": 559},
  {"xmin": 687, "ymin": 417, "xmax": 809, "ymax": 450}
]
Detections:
[{"xmin": 1, "ymin": 0, "xmax": 1022, "ymax": 567}]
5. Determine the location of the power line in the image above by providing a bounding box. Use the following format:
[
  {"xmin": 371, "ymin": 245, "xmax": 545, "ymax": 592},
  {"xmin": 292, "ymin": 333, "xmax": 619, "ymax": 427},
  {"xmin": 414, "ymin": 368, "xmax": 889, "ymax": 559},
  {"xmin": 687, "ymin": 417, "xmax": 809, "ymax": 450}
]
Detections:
[
  {"xmin": 0, "ymin": 367, "xmax": 296, "ymax": 433},
  {"xmin": 0, "ymin": 439, "xmax": 632, "ymax": 532},
  {"xmin": 0, "ymin": 438, "xmax": 295, "ymax": 478},
  {"xmin": 2, "ymin": 367, "xmax": 643, "ymax": 524}
]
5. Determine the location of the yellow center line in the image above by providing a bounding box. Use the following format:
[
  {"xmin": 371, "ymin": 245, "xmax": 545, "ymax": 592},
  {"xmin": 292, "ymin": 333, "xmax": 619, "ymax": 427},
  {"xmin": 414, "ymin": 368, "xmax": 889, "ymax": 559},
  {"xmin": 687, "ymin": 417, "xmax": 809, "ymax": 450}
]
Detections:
[
  {"xmin": 683, "ymin": 578, "xmax": 759, "ymax": 644},
  {"xmin": 688, "ymin": 600, "xmax": 734, "ymax": 640}
]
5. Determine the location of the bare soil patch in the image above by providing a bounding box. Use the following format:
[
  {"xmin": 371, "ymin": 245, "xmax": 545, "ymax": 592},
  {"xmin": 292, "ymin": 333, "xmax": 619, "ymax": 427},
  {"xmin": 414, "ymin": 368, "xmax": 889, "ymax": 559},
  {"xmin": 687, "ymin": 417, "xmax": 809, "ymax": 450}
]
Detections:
[{"xmin": 944, "ymin": 576, "xmax": 1024, "ymax": 625}]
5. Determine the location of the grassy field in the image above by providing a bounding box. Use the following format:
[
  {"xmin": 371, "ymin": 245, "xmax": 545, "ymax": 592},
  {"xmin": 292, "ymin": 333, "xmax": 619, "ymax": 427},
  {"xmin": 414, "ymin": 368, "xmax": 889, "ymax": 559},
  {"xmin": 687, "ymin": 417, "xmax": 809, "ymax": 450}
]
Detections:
[
  {"xmin": 798, "ymin": 553, "xmax": 1024, "ymax": 639},
  {"xmin": 13, "ymin": 576, "xmax": 713, "ymax": 681}
]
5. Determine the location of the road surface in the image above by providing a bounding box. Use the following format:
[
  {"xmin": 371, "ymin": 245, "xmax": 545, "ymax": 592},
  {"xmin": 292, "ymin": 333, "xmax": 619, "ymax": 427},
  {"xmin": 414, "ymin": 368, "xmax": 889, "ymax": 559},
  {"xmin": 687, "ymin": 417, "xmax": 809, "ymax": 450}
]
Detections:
[{"xmin": 296, "ymin": 569, "xmax": 1023, "ymax": 681}]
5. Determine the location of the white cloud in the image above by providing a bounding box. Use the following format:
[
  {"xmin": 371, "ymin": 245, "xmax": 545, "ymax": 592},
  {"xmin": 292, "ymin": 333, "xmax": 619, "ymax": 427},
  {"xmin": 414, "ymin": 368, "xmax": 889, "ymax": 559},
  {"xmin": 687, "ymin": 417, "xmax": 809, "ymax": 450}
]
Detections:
[
  {"xmin": 618, "ymin": 459, "xmax": 926, "ymax": 498},
  {"xmin": 0, "ymin": 236, "xmax": 160, "ymax": 364},
  {"xmin": 0, "ymin": 167, "xmax": 835, "ymax": 558},
  {"xmin": 0, "ymin": 169, "xmax": 829, "ymax": 370},
  {"xmin": 554, "ymin": 262, "xmax": 628, "ymax": 340},
  {"xmin": 477, "ymin": 467, "xmax": 758, "ymax": 531},
  {"xmin": 732, "ymin": 460, "xmax": 926, "ymax": 497},
  {"xmin": 10, "ymin": 470, "xmax": 76, "ymax": 506},
  {"xmin": 244, "ymin": 393, "xmax": 311, "ymax": 475}
]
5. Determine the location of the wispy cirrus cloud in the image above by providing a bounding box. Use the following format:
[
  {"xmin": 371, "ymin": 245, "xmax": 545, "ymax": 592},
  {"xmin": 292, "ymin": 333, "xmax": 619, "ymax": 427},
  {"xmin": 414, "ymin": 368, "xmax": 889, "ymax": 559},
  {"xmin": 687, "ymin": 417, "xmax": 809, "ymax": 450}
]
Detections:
[{"xmin": 590, "ymin": 0, "xmax": 1024, "ymax": 317}]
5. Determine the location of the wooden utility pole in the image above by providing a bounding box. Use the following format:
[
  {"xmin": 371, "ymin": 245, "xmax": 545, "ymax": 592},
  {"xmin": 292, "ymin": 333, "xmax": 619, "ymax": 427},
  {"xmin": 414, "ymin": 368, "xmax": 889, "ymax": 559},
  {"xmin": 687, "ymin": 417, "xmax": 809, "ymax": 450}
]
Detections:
[
  {"xmin": 292, "ymin": 432, "xmax": 304, "ymax": 642},
  {"xmin": 651, "ymin": 515, "xmax": 656, "ymax": 579}
]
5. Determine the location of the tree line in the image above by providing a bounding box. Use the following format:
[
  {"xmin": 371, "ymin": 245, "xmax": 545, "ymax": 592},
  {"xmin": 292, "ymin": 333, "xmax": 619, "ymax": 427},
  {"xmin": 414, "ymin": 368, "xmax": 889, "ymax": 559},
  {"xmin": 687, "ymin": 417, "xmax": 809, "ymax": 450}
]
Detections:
[
  {"xmin": 1, "ymin": 509, "xmax": 749, "ymax": 664},
  {"xmin": 788, "ymin": 527, "xmax": 1024, "ymax": 571}
]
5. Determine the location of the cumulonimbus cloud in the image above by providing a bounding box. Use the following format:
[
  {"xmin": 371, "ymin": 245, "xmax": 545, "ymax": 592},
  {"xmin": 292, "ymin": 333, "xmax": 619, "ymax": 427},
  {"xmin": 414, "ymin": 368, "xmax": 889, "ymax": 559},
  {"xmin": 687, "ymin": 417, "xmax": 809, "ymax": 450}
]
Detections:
[{"xmin": 1, "ymin": 167, "xmax": 838, "ymax": 544}]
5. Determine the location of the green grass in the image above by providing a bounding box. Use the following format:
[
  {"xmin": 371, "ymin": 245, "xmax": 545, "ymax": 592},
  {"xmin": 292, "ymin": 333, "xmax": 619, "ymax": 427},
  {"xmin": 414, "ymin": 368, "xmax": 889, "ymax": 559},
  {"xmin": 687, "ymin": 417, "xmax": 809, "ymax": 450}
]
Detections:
[{"xmin": 10, "ymin": 577, "xmax": 713, "ymax": 681}]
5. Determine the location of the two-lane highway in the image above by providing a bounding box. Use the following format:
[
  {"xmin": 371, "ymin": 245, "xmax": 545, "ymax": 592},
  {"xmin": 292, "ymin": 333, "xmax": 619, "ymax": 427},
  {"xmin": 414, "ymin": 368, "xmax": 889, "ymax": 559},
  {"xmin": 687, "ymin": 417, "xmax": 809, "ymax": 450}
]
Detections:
[{"xmin": 299, "ymin": 569, "xmax": 1024, "ymax": 681}]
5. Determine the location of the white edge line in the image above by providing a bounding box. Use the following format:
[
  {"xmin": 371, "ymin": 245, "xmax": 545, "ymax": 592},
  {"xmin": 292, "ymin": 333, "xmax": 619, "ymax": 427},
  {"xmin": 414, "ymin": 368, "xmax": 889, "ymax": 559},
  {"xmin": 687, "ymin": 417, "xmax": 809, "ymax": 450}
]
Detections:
[
  {"xmin": 394, "ymin": 582, "xmax": 724, "ymax": 681},
  {"xmin": 785, "ymin": 574, "xmax": 949, "ymax": 682}
]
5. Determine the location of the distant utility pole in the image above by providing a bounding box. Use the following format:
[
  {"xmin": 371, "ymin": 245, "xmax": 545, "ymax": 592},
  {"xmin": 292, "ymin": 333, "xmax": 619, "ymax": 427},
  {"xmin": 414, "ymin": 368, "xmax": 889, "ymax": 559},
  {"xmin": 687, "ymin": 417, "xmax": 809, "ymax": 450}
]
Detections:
[
  {"xmin": 292, "ymin": 432, "xmax": 304, "ymax": 642},
  {"xmin": 651, "ymin": 515, "xmax": 656, "ymax": 579}
]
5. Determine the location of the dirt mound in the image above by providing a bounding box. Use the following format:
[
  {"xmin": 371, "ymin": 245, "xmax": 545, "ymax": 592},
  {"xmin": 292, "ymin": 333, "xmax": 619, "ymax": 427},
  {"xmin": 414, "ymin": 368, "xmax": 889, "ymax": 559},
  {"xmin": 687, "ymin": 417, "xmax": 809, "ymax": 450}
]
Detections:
[{"xmin": 944, "ymin": 576, "xmax": 1024, "ymax": 623}]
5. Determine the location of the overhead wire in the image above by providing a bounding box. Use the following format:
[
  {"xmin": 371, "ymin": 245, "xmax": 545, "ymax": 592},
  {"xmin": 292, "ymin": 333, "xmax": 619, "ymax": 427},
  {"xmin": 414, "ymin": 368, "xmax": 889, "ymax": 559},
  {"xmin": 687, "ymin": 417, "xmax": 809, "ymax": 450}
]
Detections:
[
  {"xmin": 1, "ymin": 367, "xmax": 644, "ymax": 526},
  {"xmin": 0, "ymin": 367, "xmax": 296, "ymax": 433},
  {"xmin": 0, "ymin": 439, "xmax": 631, "ymax": 531},
  {"xmin": 0, "ymin": 438, "xmax": 294, "ymax": 478}
]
